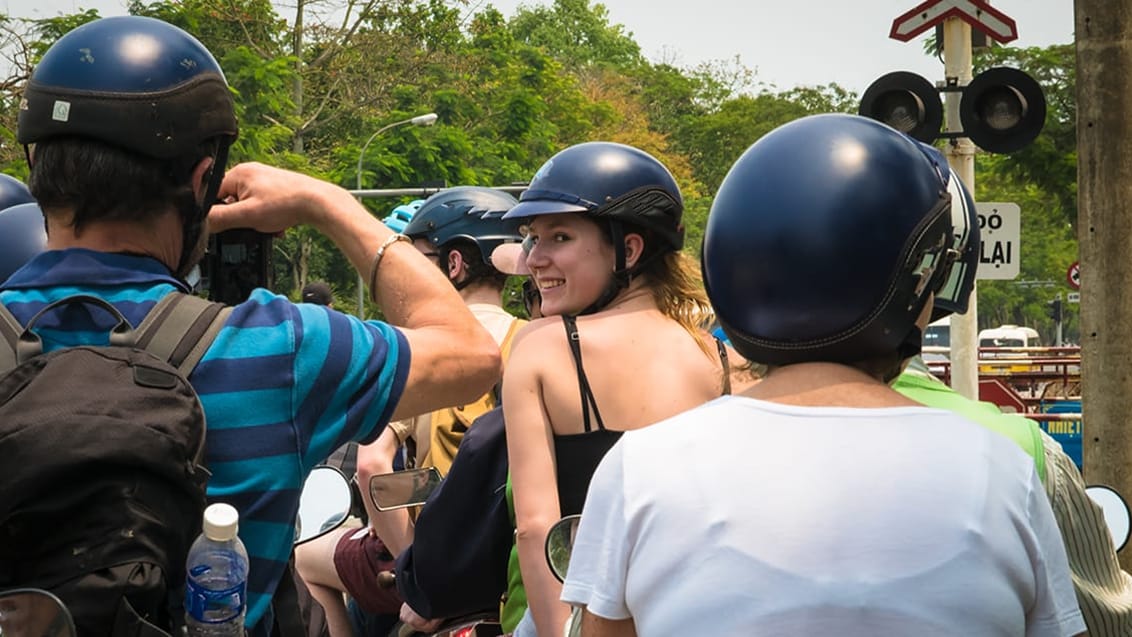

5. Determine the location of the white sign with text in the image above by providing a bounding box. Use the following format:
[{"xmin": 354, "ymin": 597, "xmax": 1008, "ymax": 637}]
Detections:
[{"xmin": 975, "ymin": 202, "xmax": 1020, "ymax": 280}]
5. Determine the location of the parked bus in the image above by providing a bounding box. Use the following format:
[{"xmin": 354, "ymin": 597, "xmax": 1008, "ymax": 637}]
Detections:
[
  {"xmin": 978, "ymin": 325, "xmax": 1041, "ymax": 349},
  {"xmin": 924, "ymin": 317, "xmax": 951, "ymax": 349}
]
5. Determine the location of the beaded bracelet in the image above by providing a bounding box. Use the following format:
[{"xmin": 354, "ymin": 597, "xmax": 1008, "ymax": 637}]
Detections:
[{"xmin": 368, "ymin": 233, "xmax": 412, "ymax": 302}]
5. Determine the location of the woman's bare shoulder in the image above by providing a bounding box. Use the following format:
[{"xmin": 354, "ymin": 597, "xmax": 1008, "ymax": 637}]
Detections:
[
  {"xmin": 508, "ymin": 316, "xmax": 573, "ymax": 365},
  {"xmin": 514, "ymin": 315, "xmax": 568, "ymax": 343}
]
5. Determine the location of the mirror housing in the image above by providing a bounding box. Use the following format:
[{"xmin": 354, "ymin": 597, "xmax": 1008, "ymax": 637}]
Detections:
[
  {"xmin": 1086, "ymin": 484, "xmax": 1132, "ymax": 552},
  {"xmin": 367, "ymin": 467, "xmax": 442, "ymax": 512},
  {"xmin": 544, "ymin": 514, "xmax": 582, "ymax": 583},
  {"xmin": 0, "ymin": 589, "xmax": 76, "ymax": 637},
  {"xmin": 295, "ymin": 465, "xmax": 353, "ymax": 546}
]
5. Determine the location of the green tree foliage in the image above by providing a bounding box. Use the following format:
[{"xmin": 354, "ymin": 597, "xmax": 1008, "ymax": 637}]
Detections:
[
  {"xmin": 0, "ymin": 1, "xmax": 1077, "ymax": 335},
  {"xmin": 25, "ymin": 9, "xmax": 101, "ymax": 60},
  {"xmin": 975, "ymin": 44, "xmax": 1077, "ymax": 226},
  {"xmin": 969, "ymin": 43, "xmax": 1078, "ymax": 341},
  {"xmin": 510, "ymin": 0, "xmax": 642, "ymax": 69},
  {"xmin": 677, "ymin": 83, "xmax": 856, "ymax": 198},
  {"xmin": 131, "ymin": 0, "xmax": 302, "ymax": 166}
]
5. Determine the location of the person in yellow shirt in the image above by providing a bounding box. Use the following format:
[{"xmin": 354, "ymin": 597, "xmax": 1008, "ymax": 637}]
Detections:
[{"xmin": 296, "ymin": 187, "xmax": 526, "ymax": 637}]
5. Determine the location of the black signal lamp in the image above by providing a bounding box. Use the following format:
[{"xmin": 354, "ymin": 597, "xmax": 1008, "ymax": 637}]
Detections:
[
  {"xmin": 1046, "ymin": 297, "xmax": 1063, "ymax": 323},
  {"xmin": 858, "ymin": 71, "xmax": 943, "ymax": 144},
  {"xmin": 859, "ymin": 67, "xmax": 1046, "ymax": 154},
  {"xmin": 960, "ymin": 67, "xmax": 1046, "ymax": 154}
]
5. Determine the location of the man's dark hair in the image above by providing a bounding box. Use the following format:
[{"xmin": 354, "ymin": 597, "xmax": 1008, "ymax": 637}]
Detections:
[
  {"xmin": 301, "ymin": 281, "xmax": 334, "ymax": 306},
  {"xmin": 28, "ymin": 137, "xmax": 198, "ymax": 233}
]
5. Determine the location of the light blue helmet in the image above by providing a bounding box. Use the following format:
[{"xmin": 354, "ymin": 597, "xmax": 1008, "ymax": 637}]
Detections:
[{"xmin": 383, "ymin": 200, "xmax": 425, "ymax": 233}]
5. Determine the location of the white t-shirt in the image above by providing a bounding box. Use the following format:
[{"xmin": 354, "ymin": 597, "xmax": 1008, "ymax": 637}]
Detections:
[
  {"xmin": 467, "ymin": 302, "xmax": 518, "ymax": 345},
  {"xmin": 560, "ymin": 396, "xmax": 1085, "ymax": 637}
]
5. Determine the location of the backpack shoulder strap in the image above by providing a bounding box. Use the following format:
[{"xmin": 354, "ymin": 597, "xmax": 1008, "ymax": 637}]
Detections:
[
  {"xmin": 135, "ymin": 293, "xmax": 232, "ymax": 375},
  {"xmin": 0, "ymin": 301, "xmax": 22, "ymax": 374}
]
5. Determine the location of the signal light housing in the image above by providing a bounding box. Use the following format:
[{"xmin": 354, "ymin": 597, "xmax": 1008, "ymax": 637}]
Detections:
[
  {"xmin": 859, "ymin": 67, "xmax": 1046, "ymax": 154},
  {"xmin": 858, "ymin": 71, "xmax": 943, "ymax": 144}
]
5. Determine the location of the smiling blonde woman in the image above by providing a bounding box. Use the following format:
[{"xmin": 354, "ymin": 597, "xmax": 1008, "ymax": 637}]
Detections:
[{"xmin": 494, "ymin": 141, "xmax": 732, "ymax": 637}]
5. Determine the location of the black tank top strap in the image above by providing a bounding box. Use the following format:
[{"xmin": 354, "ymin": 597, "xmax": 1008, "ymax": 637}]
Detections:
[
  {"xmin": 715, "ymin": 336, "xmax": 731, "ymax": 396},
  {"xmin": 562, "ymin": 315, "xmax": 606, "ymax": 432}
]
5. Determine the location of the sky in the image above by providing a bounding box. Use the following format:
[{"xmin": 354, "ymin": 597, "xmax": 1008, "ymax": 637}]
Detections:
[{"xmin": 5, "ymin": 0, "xmax": 1075, "ymax": 94}]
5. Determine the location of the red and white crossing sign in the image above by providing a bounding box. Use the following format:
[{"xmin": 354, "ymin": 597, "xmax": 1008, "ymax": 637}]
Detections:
[
  {"xmin": 978, "ymin": 379, "xmax": 1027, "ymax": 414},
  {"xmin": 890, "ymin": 0, "xmax": 1018, "ymax": 44}
]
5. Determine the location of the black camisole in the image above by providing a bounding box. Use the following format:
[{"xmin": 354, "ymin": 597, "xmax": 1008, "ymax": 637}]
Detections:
[{"xmin": 552, "ymin": 315, "xmax": 730, "ymax": 516}]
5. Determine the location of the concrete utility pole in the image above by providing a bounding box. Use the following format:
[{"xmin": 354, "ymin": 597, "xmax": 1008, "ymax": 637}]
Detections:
[
  {"xmin": 1076, "ymin": 0, "xmax": 1132, "ymax": 563},
  {"xmin": 942, "ymin": 17, "xmax": 980, "ymax": 401}
]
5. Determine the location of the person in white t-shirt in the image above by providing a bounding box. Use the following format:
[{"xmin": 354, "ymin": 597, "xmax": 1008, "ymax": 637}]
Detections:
[{"xmin": 561, "ymin": 114, "xmax": 1085, "ymax": 637}]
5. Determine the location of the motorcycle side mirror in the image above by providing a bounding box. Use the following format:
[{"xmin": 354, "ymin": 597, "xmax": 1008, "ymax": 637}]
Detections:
[
  {"xmin": 368, "ymin": 467, "xmax": 442, "ymax": 512},
  {"xmin": 295, "ymin": 465, "xmax": 353, "ymax": 546},
  {"xmin": 0, "ymin": 588, "xmax": 76, "ymax": 637},
  {"xmin": 1086, "ymin": 484, "xmax": 1132, "ymax": 552},
  {"xmin": 544, "ymin": 514, "xmax": 582, "ymax": 583}
]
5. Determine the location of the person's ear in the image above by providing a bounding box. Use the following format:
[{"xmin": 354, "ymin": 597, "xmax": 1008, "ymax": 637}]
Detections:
[
  {"xmin": 447, "ymin": 249, "xmax": 465, "ymax": 282},
  {"xmin": 191, "ymin": 157, "xmax": 215, "ymax": 204},
  {"xmin": 623, "ymin": 232, "xmax": 645, "ymax": 269}
]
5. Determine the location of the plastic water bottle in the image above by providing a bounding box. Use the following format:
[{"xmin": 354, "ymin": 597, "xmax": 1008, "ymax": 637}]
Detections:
[{"xmin": 185, "ymin": 503, "xmax": 249, "ymax": 637}]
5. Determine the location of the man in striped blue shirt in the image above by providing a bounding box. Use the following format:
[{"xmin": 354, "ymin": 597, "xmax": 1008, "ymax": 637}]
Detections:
[{"xmin": 5, "ymin": 15, "xmax": 501, "ymax": 636}]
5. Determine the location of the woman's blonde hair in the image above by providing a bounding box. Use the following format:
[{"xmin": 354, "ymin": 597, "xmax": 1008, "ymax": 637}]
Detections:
[{"xmin": 638, "ymin": 249, "xmax": 715, "ymax": 357}]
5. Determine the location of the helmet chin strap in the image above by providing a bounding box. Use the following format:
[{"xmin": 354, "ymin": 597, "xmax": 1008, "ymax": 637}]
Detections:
[
  {"xmin": 887, "ymin": 325, "xmax": 925, "ymax": 383},
  {"xmin": 574, "ymin": 221, "xmax": 628, "ymax": 317},
  {"xmin": 573, "ymin": 220, "xmax": 671, "ymax": 317},
  {"xmin": 579, "ymin": 220, "xmax": 674, "ymax": 316},
  {"xmin": 175, "ymin": 143, "xmax": 229, "ymax": 281},
  {"xmin": 576, "ymin": 272, "xmax": 629, "ymax": 317}
]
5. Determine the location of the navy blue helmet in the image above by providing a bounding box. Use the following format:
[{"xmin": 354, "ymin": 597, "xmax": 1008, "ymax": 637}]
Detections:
[
  {"xmin": 18, "ymin": 16, "xmax": 237, "ymax": 160},
  {"xmin": 0, "ymin": 203, "xmax": 47, "ymax": 285},
  {"xmin": 0, "ymin": 174, "xmax": 35, "ymax": 211},
  {"xmin": 403, "ymin": 187, "xmax": 522, "ymax": 265},
  {"xmin": 504, "ymin": 141, "xmax": 684, "ymax": 253},
  {"xmin": 702, "ymin": 114, "xmax": 954, "ymax": 366},
  {"xmin": 504, "ymin": 142, "xmax": 684, "ymax": 314},
  {"xmin": 932, "ymin": 162, "xmax": 980, "ymax": 321},
  {"xmin": 18, "ymin": 16, "xmax": 238, "ymax": 276}
]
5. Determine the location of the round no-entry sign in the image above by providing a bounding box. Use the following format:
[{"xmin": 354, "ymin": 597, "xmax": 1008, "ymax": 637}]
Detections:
[{"xmin": 1067, "ymin": 261, "xmax": 1080, "ymax": 290}]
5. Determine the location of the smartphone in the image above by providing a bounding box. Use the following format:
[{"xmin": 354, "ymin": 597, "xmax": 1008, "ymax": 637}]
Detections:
[
  {"xmin": 204, "ymin": 229, "xmax": 274, "ymax": 305},
  {"xmin": 368, "ymin": 467, "xmax": 442, "ymax": 511}
]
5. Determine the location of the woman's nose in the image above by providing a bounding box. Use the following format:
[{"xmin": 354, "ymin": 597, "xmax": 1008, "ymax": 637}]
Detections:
[{"xmin": 525, "ymin": 242, "xmax": 548, "ymax": 268}]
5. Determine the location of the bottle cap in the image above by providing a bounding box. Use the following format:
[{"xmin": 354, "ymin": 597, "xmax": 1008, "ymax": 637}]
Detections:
[{"xmin": 202, "ymin": 503, "xmax": 240, "ymax": 541}]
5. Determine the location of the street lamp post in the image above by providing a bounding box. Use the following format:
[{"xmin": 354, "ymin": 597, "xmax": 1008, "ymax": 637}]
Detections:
[{"xmin": 354, "ymin": 112, "xmax": 438, "ymax": 317}]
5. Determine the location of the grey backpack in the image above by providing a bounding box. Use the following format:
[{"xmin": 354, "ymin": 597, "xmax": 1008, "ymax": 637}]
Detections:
[{"xmin": 0, "ymin": 293, "xmax": 230, "ymax": 637}]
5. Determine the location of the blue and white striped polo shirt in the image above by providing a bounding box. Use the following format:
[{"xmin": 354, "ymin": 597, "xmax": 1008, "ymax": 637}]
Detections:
[{"xmin": 1, "ymin": 248, "xmax": 410, "ymax": 635}]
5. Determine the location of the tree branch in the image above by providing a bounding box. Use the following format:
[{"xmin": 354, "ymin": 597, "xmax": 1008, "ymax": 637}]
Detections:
[{"xmin": 225, "ymin": 0, "xmax": 270, "ymax": 58}]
